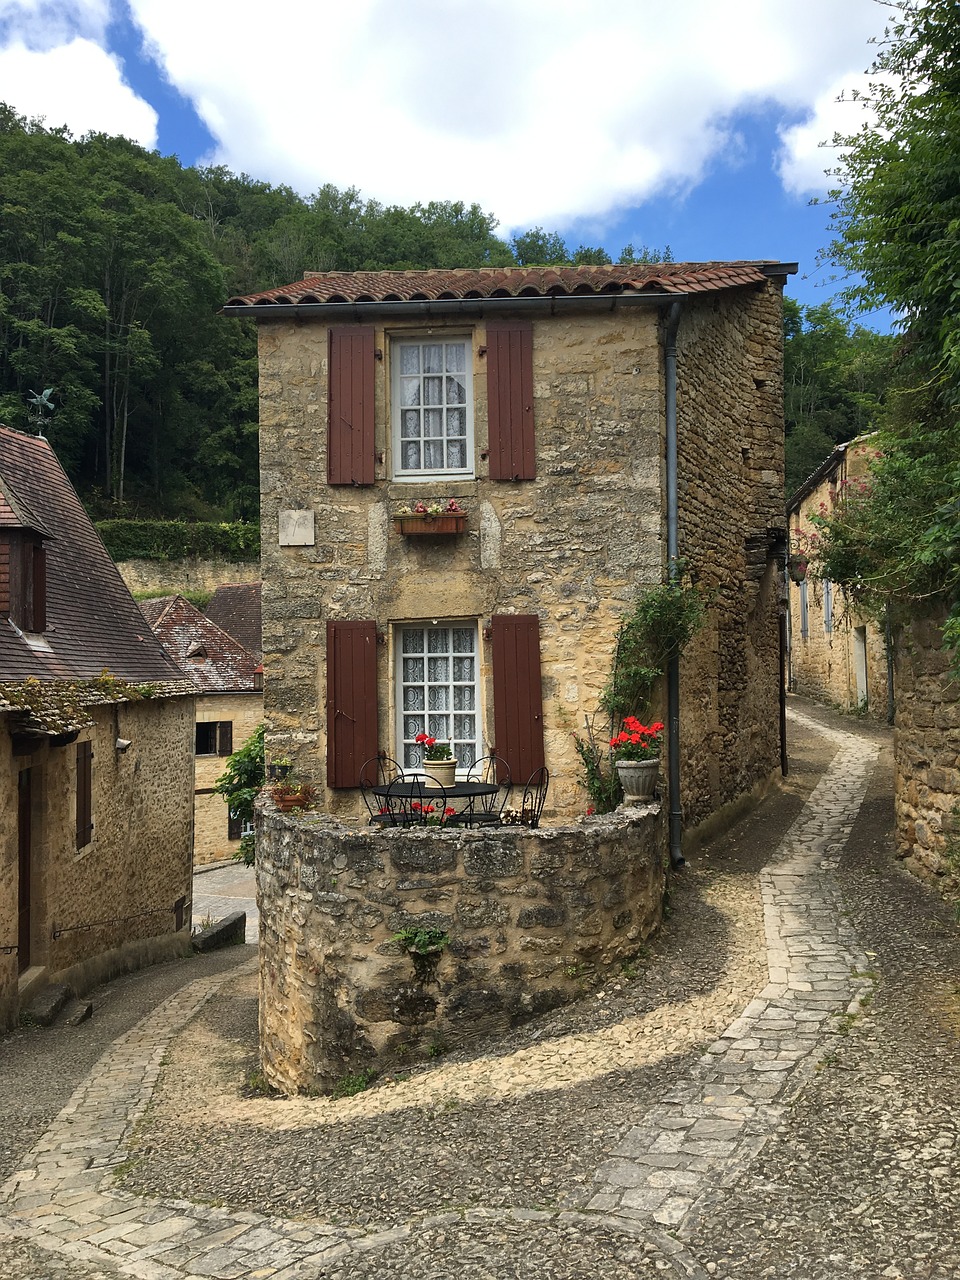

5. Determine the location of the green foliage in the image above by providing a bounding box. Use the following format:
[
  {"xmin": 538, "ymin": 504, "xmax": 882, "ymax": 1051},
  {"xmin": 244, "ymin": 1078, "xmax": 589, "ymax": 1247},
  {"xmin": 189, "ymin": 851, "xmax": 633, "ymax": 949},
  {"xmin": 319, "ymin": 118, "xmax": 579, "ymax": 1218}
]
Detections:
[
  {"xmin": 783, "ymin": 298, "xmax": 896, "ymax": 493},
  {"xmin": 574, "ymin": 576, "xmax": 704, "ymax": 813},
  {"xmin": 392, "ymin": 926, "xmax": 449, "ymax": 954},
  {"xmin": 814, "ymin": 1, "xmax": 960, "ymax": 653},
  {"xmin": 600, "ymin": 577, "xmax": 705, "ymax": 723},
  {"xmin": 96, "ymin": 519, "xmax": 259, "ymax": 562},
  {"xmin": 331, "ymin": 1068, "xmax": 378, "ymax": 1099},
  {"xmin": 214, "ymin": 724, "xmax": 265, "ymax": 832}
]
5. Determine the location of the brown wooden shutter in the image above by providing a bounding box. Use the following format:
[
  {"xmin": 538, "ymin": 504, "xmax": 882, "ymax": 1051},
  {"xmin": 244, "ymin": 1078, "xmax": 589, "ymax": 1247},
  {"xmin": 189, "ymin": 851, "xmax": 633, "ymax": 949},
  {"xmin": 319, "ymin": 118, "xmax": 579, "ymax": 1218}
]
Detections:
[
  {"xmin": 328, "ymin": 326, "xmax": 376, "ymax": 485},
  {"xmin": 492, "ymin": 614, "xmax": 545, "ymax": 782},
  {"xmin": 31, "ymin": 544, "xmax": 46, "ymax": 633},
  {"xmin": 227, "ymin": 809, "xmax": 243, "ymax": 841},
  {"xmin": 486, "ymin": 321, "xmax": 535, "ymax": 480},
  {"xmin": 326, "ymin": 619, "xmax": 379, "ymax": 788},
  {"xmin": 76, "ymin": 740, "xmax": 93, "ymax": 849},
  {"xmin": 217, "ymin": 721, "xmax": 233, "ymax": 757}
]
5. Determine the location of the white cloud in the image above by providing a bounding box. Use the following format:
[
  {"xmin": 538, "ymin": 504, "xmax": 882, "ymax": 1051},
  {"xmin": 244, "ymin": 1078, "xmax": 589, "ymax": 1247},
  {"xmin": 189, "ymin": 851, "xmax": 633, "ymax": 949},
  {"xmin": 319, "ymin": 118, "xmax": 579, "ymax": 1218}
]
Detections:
[
  {"xmin": 0, "ymin": 36, "xmax": 158, "ymax": 144},
  {"xmin": 778, "ymin": 72, "xmax": 886, "ymax": 197},
  {"xmin": 0, "ymin": 0, "xmax": 110, "ymax": 46}
]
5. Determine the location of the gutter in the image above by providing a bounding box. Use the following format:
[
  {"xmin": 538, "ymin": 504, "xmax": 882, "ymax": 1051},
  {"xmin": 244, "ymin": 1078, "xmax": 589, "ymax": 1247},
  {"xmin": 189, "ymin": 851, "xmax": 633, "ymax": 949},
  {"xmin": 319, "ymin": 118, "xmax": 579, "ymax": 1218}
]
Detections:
[
  {"xmin": 221, "ymin": 292, "xmax": 687, "ymax": 322},
  {"xmin": 663, "ymin": 300, "xmax": 685, "ymax": 869}
]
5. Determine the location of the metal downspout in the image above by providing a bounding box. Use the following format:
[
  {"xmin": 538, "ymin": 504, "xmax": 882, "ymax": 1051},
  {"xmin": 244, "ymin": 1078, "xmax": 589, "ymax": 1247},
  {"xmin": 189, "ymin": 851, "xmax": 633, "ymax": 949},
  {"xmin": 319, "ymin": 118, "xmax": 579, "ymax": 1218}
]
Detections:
[{"xmin": 664, "ymin": 301, "xmax": 684, "ymax": 868}]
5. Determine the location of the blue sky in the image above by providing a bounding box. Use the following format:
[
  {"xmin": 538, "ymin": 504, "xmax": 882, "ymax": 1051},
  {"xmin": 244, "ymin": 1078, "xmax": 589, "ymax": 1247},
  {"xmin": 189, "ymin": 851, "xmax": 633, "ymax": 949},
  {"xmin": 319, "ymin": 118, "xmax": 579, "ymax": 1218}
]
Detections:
[{"xmin": 0, "ymin": 0, "xmax": 891, "ymax": 322}]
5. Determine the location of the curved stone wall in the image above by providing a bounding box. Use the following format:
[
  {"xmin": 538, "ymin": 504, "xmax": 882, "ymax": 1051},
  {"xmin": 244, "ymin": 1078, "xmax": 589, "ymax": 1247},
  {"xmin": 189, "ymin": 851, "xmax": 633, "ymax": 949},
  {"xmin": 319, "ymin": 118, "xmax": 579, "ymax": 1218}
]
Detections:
[{"xmin": 257, "ymin": 804, "xmax": 666, "ymax": 1094}]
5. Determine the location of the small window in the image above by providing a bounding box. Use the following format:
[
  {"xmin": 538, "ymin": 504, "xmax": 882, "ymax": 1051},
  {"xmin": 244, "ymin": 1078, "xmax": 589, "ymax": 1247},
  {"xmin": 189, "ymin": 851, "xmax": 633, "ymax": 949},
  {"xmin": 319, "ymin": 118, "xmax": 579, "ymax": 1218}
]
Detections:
[
  {"xmin": 823, "ymin": 579, "xmax": 833, "ymax": 634},
  {"xmin": 76, "ymin": 740, "xmax": 93, "ymax": 849},
  {"xmin": 196, "ymin": 721, "xmax": 233, "ymax": 756},
  {"xmin": 799, "ymin": 581, "xmax": 809, "ymax": 641},
  {"xmin": 396, "ymin": 623, "xmax": 480, "ymax": 771},
  {"xmin": 392, "ymin": 337, "xmax": 473, "ymax": 478}
]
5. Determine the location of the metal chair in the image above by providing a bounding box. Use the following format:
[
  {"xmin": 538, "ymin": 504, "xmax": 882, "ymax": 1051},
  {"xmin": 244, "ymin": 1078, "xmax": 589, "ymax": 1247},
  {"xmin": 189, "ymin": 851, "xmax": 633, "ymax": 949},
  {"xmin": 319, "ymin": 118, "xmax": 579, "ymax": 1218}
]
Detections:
[
  {"xmin": 519, "ymin": 766, "xmax": 549, "ymax": 828},
  {"xmin": 359, "ymin": 755, "xmax": 404, "ymax": 825},
  {"xmin": 447, "ymin": 752, "xmax": 512, "ymax": 828},
  {"xmin": 389, "ymin": 774, "xmax": 452, "ymax": 826}
]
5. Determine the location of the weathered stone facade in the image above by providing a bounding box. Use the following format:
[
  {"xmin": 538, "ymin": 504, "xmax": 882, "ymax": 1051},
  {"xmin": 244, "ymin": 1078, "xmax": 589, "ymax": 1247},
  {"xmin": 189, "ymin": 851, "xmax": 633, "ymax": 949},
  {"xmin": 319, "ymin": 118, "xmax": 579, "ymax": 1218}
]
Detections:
[
  {"xmin": 257, "ymin": 801, "xmax": 665, "ymax": 1093},
  {"xmin": 0, "ymin": 696, "xmax": 195, "ymax": 1028},
  {"xmin": 787, "ymin": 437, "xmax": 889, "ymax": 718},
  {"xmin": 892, "ymin": 609, "xmax": 960, "ymax": 891},
  {"xmin": 194, "ymin": 690, "xmax": 263, "ymax": 866},
  {"xmin": 117, "ymin": 558, "xmax": 260, "ymax": 598},
  {"xmin": 253, "ymin": 277, "xmax": 788, "ymax": 831}
]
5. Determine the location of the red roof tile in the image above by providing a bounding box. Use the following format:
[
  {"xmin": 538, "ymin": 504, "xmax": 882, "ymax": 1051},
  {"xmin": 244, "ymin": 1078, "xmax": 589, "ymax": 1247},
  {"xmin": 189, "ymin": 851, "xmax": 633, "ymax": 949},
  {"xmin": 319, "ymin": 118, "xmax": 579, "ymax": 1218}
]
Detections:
[
  {"xmin": 141, "ymin": 594, "xmax": 261, "ymax": 693},
  {"xmin": 225, "ymin": 262, "xmax": 794, "ymax": 309}
]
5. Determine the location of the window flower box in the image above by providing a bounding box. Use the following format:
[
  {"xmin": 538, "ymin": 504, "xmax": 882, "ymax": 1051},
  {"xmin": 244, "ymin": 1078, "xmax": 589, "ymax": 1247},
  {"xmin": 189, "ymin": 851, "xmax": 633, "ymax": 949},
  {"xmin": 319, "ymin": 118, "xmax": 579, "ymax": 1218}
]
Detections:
[{"xmin": 393, "ymin": 500, "xmax": 466, "ymax": 537}]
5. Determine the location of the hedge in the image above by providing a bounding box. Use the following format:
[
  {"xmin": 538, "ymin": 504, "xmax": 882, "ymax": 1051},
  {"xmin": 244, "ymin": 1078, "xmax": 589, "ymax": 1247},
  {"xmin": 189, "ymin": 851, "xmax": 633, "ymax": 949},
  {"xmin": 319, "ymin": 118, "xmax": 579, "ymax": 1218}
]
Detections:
[{"xmin": 96, "ymin": 520, "xmax": 260, "ymax": 563}]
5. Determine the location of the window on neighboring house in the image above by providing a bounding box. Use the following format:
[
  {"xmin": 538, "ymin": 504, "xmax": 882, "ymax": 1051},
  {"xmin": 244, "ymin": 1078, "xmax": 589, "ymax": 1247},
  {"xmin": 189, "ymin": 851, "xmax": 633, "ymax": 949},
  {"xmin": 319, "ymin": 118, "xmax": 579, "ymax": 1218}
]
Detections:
[
  {"xmin": 76, "ymin": 739, "xmax": 93, "ymax": 849},
  {"xmin": 799, "ymin": 581, "xmax": 809, "ymax": 641},
  {"xmin": 396, "ymin": 623, "xmax": 480, "ymax": 771},
  {"xmin": 823, "ymin": 579, "xmax": 833, "ymax": 634},
  {"xmin": 195, "ymin": 721, "xmax": 233, "ymax": 756},
  {"xmin": 227, "ymin": 808, "xmax": 254, "ymax": 841},
  {"xmin": 392, "ymin": 338, "xmax": 473, "ymax": 478},
  {"xmin": 0, "ymin": 533, "xmax": 46, "ymax": 632}
]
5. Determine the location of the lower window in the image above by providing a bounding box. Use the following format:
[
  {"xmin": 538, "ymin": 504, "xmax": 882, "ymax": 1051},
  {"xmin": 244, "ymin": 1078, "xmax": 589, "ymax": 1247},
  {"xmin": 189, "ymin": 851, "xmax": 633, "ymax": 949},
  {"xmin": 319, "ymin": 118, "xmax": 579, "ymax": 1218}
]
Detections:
[{"xmin": 397, "ymin": 623, "xmax": 480, "ymax": 771}]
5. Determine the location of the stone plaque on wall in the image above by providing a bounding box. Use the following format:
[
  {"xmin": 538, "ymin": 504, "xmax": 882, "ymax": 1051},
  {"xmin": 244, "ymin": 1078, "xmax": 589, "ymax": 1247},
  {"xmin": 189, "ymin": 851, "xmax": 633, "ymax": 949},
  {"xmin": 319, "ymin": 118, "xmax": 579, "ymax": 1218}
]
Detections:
[{"xmin": 279, "ymin": 510, "xmax": 315, "ymax": 546}]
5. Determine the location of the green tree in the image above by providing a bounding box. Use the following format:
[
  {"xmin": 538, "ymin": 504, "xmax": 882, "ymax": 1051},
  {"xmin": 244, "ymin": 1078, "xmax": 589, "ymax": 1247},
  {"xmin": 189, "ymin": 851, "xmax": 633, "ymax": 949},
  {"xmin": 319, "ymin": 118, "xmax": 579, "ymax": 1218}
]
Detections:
[
  {"xmin": 214, "ymin": 724, "xmax": 265, "ymax": 865},
  {"xmin": 815, "ymin": 0, "xmax": 960, "ymax": 651}
]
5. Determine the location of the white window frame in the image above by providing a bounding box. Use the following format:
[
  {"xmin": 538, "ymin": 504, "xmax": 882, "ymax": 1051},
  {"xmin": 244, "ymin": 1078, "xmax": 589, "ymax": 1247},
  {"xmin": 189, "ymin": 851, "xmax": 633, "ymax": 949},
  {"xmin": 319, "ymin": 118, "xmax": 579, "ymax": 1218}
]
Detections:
[
  {"xmin": 395, "ymin": 621, "xmax": 481, "ymax": 774},
  {"xmin": 391, "ymin": 335, "xmax": 474, "ymax": 480},
  {"xmin": 823, "ymin": 579, "xmax": 833, "ymax": 634}
]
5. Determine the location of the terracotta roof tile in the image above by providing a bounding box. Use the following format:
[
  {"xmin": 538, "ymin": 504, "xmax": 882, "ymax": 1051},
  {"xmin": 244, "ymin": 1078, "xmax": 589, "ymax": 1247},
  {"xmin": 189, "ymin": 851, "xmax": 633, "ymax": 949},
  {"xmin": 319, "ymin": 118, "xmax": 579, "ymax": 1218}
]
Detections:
[
  {"xmin": 141, "ymin": 594, "xmax": 261, "ymax": 693},
  {"xmin": 0, "ymin": 425, "xmax": 187, "ymax": 685},
  {"xmin": 225, "ymin": 262, "xmax": 792, "ymax": 309}
]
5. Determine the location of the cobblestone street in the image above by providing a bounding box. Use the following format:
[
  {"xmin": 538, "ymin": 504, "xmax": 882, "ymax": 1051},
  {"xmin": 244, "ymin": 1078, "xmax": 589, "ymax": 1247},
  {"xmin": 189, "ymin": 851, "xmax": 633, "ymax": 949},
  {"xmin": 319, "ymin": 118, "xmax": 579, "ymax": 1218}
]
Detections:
[{"xmin": 2, "ymin": 698, "xmax": 958, "ymax": 1278}]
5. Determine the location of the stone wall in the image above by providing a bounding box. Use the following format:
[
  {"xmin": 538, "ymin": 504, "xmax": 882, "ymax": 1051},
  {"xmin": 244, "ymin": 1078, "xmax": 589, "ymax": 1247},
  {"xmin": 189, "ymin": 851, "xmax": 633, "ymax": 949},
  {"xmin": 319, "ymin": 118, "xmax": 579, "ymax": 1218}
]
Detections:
[
  {"xmin": 117, "ymin": 558, "xmax": 260, "ymax": 598},
  {"xmin": 893, "ymin": 610, "xmax": 960, "ymax": 891},
  {"xmin": 0, "ymin": 696, "xmax": 196, "ymax": 1027},
  {"xmin": 257, "ymin": 801, "xmax": 666, "ymax": 1093},
  {"xmin": 674, "ymin": 285, "xmax": 787, "ymax": 829},
  {"xmin": 194, "ymin": 690, "xmax": 263, "ymax": 866},
  {"xmin": 256, "ymin": 285, "xmax": 786, "ymax": 826},
  {"xmin": 788, "ymin": 441, "xmax": 889, "ymax": 718}
]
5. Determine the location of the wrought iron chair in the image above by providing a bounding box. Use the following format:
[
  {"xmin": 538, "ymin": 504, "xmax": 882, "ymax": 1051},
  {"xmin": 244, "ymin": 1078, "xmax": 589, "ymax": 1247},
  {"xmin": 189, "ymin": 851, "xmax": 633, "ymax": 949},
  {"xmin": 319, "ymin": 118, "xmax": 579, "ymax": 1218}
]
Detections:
[
  {"xmin": 388, "ymin": 773, "xmax": 452, "ymax": 826},
  {"xmin": 446, "ymin": 752, "xmax": 512, "ymax": 828},
  {"xmin": 519, "ymin": 766, "xmax": 549, "ymax": 828},
  {"xmin": 359, "ymin": 755, "xmax": 404, "ymax": 825}
]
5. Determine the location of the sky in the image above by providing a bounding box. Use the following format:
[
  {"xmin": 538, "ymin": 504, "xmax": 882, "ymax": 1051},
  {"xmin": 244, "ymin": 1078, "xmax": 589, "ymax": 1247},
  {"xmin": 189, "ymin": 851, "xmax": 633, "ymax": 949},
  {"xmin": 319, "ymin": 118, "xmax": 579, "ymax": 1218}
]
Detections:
[{"xmin": 0, "ymin": 0, "xmax": 893, "ymax": 320}]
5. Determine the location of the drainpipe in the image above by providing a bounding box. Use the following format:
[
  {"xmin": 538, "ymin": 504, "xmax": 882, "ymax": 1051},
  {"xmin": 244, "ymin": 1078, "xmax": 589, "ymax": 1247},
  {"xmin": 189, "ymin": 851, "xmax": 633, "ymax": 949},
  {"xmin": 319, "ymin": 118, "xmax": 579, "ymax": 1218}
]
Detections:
[{"xmin": 664, "ymin": 301, "xmax": 684, "ymax": 868}]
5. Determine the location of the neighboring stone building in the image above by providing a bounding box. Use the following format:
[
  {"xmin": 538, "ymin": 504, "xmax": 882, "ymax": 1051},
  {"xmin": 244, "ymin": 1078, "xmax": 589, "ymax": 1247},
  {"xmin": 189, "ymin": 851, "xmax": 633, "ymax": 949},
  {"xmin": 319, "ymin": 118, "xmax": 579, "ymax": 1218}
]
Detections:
[
  {"xmin": 787, "ymin": 435, "xmax": 890, "ymax": 719},
  {"xmin": 140, "ymin": 593, "xmax": 262, "ymax": 867},
  {"xmin": 0, "ymin": 425, "xmax": 196, "ymax": 1029},
  {"xmin": 225, "ymin": 262, "xmax": 794, "ymax": 831}
]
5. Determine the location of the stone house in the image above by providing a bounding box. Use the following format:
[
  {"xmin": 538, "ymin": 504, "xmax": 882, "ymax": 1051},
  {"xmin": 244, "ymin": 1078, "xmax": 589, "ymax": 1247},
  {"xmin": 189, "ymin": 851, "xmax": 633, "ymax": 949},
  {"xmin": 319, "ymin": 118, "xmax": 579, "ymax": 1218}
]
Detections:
[
  {"xmin": 0, "ymin": 425, "xmax": 196, "ymax": 1029},
  {"xmin": 140, "ymin": 593, "xmax": 263, "ymax": 867},
  {"xmin": 224, "ymin": 262, "xmax": 795, "ymax": 844},
  {"xmin": 787, "ymin": 435, "xmax": 890, "ymax": 719}
]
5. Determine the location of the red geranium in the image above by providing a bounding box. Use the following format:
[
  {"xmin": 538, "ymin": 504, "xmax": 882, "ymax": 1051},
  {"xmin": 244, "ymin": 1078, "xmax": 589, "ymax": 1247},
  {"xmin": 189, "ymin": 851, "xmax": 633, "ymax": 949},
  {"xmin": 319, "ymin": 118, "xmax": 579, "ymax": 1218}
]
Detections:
[{"xmin": 609, "ymin": 718, "xmax": 664, "ymax": 761}]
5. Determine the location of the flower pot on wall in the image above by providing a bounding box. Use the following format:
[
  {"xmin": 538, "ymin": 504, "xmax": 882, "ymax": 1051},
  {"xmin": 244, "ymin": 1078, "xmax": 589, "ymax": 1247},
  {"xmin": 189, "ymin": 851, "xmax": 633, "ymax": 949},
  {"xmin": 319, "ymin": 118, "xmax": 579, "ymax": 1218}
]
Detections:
[
  {"xmin": 423, "ymin": 759, "xmax": 457, "ymax": 788},
  {"xmin": 394, "ymin": 514, "xmax": 467, "ymax": 536},
  {"xmin": 616, "ymin": 758, "xmax": 659, "ymax": 804}
]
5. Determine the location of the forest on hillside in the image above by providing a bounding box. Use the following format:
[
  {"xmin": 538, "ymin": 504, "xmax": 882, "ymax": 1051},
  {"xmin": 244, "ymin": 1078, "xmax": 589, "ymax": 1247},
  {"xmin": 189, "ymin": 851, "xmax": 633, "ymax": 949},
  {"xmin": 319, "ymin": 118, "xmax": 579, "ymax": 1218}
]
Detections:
[{"xmin": 0, "ymin": 104, "xmax": 893, "ymax": 520}]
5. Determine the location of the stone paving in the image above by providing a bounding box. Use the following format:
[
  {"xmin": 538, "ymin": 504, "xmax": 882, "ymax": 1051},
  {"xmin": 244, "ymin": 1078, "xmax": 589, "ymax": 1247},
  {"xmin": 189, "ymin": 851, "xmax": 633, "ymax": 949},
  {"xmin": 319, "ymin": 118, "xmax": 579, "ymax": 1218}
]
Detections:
[
  {"xmin": 0, "ymin": 709, "xmax": 883, "ymax": 1277},
  {"xmin": 192, "ymin": 863, "xmax": 258, "ymax": 943}
]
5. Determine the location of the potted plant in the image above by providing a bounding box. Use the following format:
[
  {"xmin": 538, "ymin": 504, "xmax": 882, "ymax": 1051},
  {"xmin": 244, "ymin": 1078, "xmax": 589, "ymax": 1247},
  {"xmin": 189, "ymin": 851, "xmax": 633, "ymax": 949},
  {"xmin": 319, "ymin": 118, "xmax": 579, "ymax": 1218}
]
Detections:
[
  {"xmin": 787, "ymin": 553, "xmax": 809, "ymax": 584},
  {"xmin": 609, "ymin": 717, "xmax": 664, "ymax": 803},
  {"xmin": 416, "ymin": 732, "xmax": 457, "ymax": 787},
  {"xmin": 268, "ymin": 754, "xmax": 293, "ymax": 781},
  {"xmin": 270, "ymin": 776, "xmax": 317, "ymax": 813},
  {"xmin": 394, "ymin": 499, "xmax": 466, "ymax": 536}
]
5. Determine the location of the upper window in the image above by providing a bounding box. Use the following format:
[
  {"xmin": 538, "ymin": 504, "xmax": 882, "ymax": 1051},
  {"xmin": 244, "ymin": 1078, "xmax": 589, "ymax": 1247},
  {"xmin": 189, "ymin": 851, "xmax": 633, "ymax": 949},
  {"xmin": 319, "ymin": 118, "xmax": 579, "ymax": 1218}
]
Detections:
[
  {"xmin": 397, "ymin": 623, "xmax": 480, "ymax": 772},
  {"xmin": 392, "ymin": 338, "xmax": 473, "ymax": 478},
  {"xmin": 196, "ymin": 721, "xmax": 233, "ymax": 757}
]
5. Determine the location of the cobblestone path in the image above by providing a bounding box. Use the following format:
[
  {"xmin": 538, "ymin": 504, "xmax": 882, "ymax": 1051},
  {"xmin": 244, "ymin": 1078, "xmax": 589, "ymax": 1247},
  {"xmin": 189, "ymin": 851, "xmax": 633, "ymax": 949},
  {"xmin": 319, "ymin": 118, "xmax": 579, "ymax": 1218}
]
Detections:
[{"xmin": 0, "ymin": 710, "xmax": 886, "ymax": 1278}]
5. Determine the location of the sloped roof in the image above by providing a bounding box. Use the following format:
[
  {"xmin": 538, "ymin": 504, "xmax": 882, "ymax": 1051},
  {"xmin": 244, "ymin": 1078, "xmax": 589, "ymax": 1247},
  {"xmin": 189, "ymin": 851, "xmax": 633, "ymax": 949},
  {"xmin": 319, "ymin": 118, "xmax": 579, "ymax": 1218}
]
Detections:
[
  {"xmin": 0, "ymin": 425, "xmax": 189, "ymax": 686},
  {"xmin": 140, "ymin": 594, "xmax": 261, "ymax": 693},
  {"xmin": 204, "ymin": 582, "xmax": 262, "ymax": 660},
  {"xmin": 225, "ymin": 262, "xmax": 796, "ymax": 309}
]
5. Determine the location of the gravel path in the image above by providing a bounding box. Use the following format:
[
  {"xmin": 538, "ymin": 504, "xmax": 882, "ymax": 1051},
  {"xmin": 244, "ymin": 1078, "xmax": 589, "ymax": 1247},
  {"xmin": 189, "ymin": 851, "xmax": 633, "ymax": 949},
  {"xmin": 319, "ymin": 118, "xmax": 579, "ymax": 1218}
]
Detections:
[{"xmin": 3, "ymin": 698, "xmax": 958, "ymax": 1278}]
